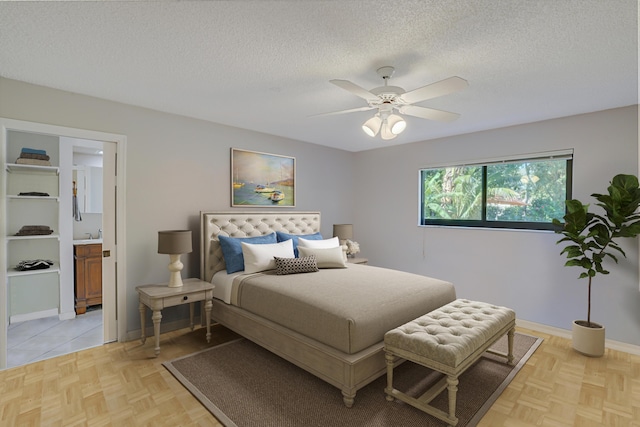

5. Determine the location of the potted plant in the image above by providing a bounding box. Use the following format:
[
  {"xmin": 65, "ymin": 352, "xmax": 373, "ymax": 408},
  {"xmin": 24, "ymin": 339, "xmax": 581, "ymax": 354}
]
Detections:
[{"xmin": 553, "ymin": 174, "xmax": 640, "ymax": 357}]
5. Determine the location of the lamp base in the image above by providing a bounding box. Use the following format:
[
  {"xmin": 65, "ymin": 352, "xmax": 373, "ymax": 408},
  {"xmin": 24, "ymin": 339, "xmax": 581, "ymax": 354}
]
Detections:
[{"xmin": 167, "ymin": 254, "xmax": 184, "ymax": 288}]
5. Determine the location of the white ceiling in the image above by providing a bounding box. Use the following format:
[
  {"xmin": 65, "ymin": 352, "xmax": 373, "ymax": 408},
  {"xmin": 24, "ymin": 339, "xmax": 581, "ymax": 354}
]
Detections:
[{"xmin": 0, "ymin": 1, "xmax": 637, "ymax": 152}]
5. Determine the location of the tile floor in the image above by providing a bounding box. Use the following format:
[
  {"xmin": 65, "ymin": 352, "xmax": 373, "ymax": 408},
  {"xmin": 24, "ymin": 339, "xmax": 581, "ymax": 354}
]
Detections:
[{"xmin": 7, "ymin": 308, "xmax": 103, "ymax": 369}]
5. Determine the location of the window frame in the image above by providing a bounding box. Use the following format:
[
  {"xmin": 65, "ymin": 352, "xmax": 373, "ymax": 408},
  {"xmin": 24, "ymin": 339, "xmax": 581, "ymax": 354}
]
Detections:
[{"xmin": 419, "ymin": 151, "xmax": 573, "ymax": 231}]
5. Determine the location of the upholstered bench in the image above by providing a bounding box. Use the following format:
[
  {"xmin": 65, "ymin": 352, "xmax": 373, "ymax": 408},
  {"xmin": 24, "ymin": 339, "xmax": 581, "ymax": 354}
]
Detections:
[{"xmin": 383, "ymin": 299, "xmax": 515, "ymax": 426}]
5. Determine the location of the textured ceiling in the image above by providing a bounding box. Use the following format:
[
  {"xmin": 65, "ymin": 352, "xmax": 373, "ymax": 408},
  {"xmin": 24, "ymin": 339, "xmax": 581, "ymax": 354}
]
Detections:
[{"xmin": 0, "ymin": 1, "xmax": 637, "ymax": 152}]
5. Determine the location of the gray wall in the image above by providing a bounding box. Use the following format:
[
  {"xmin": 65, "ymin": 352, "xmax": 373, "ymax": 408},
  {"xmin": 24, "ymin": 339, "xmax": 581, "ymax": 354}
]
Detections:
[
  {"xmin": 353, "ymin": 105, "xmax": 640, "ymax": 346},
  {"xmin": 2, "ymin": 77, "xmax": 639, "ymax": 347},
  {"xmin": 0, "ymin": 77, "xmax": 355, "ymax": 334}
]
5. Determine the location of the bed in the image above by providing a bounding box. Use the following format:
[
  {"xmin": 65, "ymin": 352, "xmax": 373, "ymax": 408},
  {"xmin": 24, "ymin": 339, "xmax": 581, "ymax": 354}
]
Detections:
[{"xmin": 200, "ymin": 211, "xmax": 456, "ymax": 407}]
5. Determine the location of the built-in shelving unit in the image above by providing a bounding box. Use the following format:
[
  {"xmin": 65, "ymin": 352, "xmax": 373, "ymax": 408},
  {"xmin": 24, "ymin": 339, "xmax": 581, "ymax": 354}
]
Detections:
[
  {"xmin": 6, "ymin": 163, "xmax": 59, "ymax": 174},
  {"xmin": 5, "ymin": 155, "xmax": 62, "ymax": 323},
  {"xmin": 5, "ymin": 234, "xmax": 60, "ymax": 241},
  {"xmin": 7, "ymin": 263, "xmax": 61, "ymax": 277},
  {"xmin": 7, "ymin": 195, "xmax": 59, "ymax": 201}
]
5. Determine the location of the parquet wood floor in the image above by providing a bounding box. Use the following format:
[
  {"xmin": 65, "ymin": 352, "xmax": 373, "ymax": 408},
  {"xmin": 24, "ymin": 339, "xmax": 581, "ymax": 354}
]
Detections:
[{"xmin": 0, "ymin": 325, "xmax": 638, "ymax": 426}]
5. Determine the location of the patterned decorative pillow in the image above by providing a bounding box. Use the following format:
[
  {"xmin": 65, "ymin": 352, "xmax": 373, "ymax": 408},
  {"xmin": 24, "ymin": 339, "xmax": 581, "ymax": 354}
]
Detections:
[{"xmin": 273, "ymin": 255, "xmax": 319, "ymax": 275}]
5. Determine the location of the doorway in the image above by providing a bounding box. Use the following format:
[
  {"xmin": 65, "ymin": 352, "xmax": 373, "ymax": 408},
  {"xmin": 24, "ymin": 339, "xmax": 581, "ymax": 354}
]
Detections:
[{"xmin": 0, "ymin": 118, "xmax": 127, "ymax": 370}]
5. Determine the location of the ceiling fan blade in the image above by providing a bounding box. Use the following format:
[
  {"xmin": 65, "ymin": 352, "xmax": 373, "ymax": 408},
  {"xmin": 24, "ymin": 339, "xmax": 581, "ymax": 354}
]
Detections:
[
  {"xmin": 309, "ymin": 106, "xmax": 375, "ymax": 117},
  {"xmin": 400, "ymin": 76, "xmax": 468, "ymax": 105},
  {"xmin": 399, "ymin": 105, "xmax": 461, "ymax": 122},
  {"xmin": 330, "ymin": 79, "xmax": 379, "ymax": 101}
]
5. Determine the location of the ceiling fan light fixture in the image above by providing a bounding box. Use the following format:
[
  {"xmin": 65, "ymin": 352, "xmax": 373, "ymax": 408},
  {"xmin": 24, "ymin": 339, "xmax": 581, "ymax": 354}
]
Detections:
[
  {"xmin": 362, "ymin": 115, "xmax": 382, "ymax": 137},
  {"xmin": 387, "ymin": 114, "xmax": 406, "ymax": 135},
  {"xmin": 327, "ymin": 67, "xmax": 467, "ymax": 142},
  {"xmin": 380, "ymin": 122, "xmax": 397, "ymax": 140}
]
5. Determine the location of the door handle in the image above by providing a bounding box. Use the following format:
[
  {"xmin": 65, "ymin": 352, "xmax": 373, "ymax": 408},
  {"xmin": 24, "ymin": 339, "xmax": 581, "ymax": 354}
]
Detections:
[{"xmin": 103, "ymin": 250, "xmax": 111, "ymax": 258}]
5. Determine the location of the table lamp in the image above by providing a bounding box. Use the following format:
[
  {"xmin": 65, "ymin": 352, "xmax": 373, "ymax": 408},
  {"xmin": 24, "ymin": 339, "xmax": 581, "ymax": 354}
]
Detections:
[
  {"xmin": 333, "ymin": 224, "xmax": 353, "ymax": 245},
  {"xmin": 158, "ymin": 230, "xmax": 192, "ymax": 287}
]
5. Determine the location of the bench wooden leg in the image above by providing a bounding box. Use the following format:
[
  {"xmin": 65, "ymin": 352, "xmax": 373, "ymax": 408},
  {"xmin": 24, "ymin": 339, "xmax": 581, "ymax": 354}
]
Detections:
[
  {"xmin": 447, "ymin": 375, "xmax": 459, "ymax": 424},
  {"xmin": 384, "ymin": 351, "xmax": 395, "ymax": 402}
]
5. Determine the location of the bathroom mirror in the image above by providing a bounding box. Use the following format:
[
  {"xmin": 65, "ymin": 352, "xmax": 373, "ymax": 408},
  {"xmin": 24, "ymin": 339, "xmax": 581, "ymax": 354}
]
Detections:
[
  {"xmin": 73, "ymin": 145, "xmax": 103, "ymax": 214},
  {"xmin": 73, "ymin": 166, "xmax": 103, "ymax": 213}
]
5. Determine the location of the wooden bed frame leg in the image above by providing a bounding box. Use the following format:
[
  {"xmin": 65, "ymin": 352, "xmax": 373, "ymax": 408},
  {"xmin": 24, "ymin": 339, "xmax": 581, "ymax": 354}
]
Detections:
[
  {"xmin": 384, "ymin": 351, "xmax": 395, "ymax": 402},
  {"xmin": 507, "ymin": 327, "xmax": 515, "ymax": 365},
  {"xmin": 341, "ymin": 390, "xmax": 355, "ymax": 408}
]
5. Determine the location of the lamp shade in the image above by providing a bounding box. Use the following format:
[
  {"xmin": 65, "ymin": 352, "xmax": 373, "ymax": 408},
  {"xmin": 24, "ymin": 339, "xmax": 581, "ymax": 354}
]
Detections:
[
  {"xmin": 158, "ymin": 230, "xmax": 192, "ymax": 254},
  {"xmin": 362, "ymin": 116, "xmax": 382, "ymax": 137},
  {"xmin": 333, "ymin": 224, "xmax": 353, "ymax": 241},
  {"xmin": 387, "ymin": 114, "xmax": 406, "ymax": 135}
]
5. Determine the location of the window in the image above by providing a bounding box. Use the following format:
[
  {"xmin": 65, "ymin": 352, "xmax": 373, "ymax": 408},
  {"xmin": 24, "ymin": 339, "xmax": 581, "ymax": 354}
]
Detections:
[{"xmin": 420, "ymin": 151, "xmax": 572, "ymax": 230}]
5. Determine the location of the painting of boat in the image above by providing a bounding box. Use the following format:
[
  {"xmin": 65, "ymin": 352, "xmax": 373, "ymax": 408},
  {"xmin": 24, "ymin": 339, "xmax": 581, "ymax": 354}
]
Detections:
[
  {"xmin": 231, "ymin": 148, "xmax": 295, "ymax": 207},
  {"xmin": 255, "ymin": 184, "xmax": 275, "ymax": 193},
  {"xmin": 270, "ymin": 190, "xmax": 284, "ymax": 202},
  {"xmin": 233, "ymin": 167, "xmax": 245, "ymax": 188}
]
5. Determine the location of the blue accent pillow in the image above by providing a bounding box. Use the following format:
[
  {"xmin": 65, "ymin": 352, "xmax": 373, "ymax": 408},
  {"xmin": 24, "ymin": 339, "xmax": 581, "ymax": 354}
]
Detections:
[
  {"xmin": 218, "ymin": 233, "xmax": 277, "ymax": 273},
  {"xmin": 276, "ymin": 231, "xmax": 323, "ymax": 257}
]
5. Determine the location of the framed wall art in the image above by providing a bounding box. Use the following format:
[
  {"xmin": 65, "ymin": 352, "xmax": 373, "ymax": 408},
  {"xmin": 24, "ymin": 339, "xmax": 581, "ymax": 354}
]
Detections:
[{"xmin": 231, "ymin": 148, "xmax": 296, "ymax": 207}]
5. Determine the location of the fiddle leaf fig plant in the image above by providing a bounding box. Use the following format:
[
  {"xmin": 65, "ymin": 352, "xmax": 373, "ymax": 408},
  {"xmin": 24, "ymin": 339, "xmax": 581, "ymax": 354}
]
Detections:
[{"xmin": 552, "ymin": 174, "xmax": 640, "ymax": 327}]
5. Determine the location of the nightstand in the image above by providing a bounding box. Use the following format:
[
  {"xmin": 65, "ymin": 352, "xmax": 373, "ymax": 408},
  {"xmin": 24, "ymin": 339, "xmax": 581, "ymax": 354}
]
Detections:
[
  {"xmin": 137, "ymin": 278, "xmax": 214, "ymax": 356},
  {"xmin": 347, "ymin": 257, "xmax": 368, "ymax": 265}
]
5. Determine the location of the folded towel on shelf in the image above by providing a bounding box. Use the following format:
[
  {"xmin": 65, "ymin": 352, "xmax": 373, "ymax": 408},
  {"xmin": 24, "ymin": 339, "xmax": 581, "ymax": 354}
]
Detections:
[
  {"xmin": 15, "ymin": 158, "xmax": 52, "ymax": 166},
  {"xmin": 19, "ymin": 152, "xmax": 50, "ymax": 161},
  {"xmin": 15, "ymin": 259, "xmax": 54, "ymax": 271},
  {"xmin": 15, "ymin": 225, "xmax": 54, "ymax": 236},
  {"xmin": 21, "ymin": 147, "xmax": 48, "ymax": 156},
  {"xmin": 18, "ymin": 192, "xmax": 51, "ymax": 197},
  {"xmin": 20, "ymin": 225, "xmax": 51, "ymax": 230}
]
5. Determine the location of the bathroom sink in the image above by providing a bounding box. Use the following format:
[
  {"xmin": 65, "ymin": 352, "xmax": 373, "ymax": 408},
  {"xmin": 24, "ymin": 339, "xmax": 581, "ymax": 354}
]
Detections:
[{"xmin": 73, "ymin": 239, "xmax": 103, "ymax": 245}]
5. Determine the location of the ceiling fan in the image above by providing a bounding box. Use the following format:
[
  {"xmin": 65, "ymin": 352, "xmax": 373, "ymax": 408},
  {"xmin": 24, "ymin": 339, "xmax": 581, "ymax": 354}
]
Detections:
[{"xmin": 318, "ymin": 66, "xmax": 468, "ymax": 140}]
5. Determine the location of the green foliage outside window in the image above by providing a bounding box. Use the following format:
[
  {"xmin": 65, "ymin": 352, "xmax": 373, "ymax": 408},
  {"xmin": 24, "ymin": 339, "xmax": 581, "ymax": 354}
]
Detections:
[{"xmin": 420, "ymin": 156, "xmax": 572, "ymax": 230}]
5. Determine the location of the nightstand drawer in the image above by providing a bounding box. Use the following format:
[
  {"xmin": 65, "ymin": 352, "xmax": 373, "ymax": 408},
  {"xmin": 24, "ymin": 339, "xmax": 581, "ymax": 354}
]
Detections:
[{"xmin": 163, "ymin": 290, "xmax": 207, "ymax": 307}]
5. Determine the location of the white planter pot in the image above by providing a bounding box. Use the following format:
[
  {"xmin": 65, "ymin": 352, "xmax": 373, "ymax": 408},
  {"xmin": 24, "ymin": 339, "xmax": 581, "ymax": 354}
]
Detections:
[{"xmin": 572, "ymin": 320, "xmax": 605, "ymax": 357}]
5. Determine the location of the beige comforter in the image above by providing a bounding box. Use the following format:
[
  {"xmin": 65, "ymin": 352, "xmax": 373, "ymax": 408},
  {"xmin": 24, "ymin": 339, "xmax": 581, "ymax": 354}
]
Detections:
[{"xmin": 229, "ymin": 264, "xmax": 456, "ymax": 354}]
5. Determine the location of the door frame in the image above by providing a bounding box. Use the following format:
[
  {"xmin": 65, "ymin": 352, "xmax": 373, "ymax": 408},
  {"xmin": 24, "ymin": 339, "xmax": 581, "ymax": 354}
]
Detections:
[{"xmin": 0, "ymin": 118, "xmax": 127, "ymax": 369}]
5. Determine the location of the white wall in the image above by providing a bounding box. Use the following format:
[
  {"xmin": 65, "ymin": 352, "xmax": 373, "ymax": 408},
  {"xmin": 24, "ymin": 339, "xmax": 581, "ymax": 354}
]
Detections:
[
  {"xmin": 0, "ymin": 77, "xmax": 355, "ymax": 334},
  {"xmin": 353, "ymin": 106, "xmax": 640, "ymax": 346}
]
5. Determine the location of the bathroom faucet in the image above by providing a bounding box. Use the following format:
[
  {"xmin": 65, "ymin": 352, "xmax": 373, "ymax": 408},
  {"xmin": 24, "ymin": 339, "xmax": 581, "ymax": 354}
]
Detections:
[
  {"xmin": 99, "ymin": 229, "xmax": 102, "ymax": 239},
  {"xmin": 85, "ymin": 232, "xmax": 93, "ymax": 240}
]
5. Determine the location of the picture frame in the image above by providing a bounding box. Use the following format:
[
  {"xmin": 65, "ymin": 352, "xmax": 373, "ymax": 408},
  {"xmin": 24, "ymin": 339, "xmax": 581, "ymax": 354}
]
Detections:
[{"xmin": 231, "ymin": 148, "xmax": 296, "ymax": 207}]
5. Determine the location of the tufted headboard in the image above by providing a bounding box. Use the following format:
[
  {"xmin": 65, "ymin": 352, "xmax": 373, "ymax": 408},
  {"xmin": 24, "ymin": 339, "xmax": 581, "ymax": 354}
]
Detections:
[{"xmin": 200, "ymin": 211, "xmax": 321, "ymax": 282}]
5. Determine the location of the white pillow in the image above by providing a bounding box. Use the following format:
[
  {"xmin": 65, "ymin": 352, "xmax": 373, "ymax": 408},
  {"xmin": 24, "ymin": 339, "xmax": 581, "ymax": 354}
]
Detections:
[
  {"xmin": 241, "ymin": 239, "xmax": 295, "ymax": 273},
  {"xmin": 298, "ymin": 246, "xmax": 347, "ymax": 268},
  {"xmin": 298, "ymin": 236, "xmax": 339, "ymax": 249}
]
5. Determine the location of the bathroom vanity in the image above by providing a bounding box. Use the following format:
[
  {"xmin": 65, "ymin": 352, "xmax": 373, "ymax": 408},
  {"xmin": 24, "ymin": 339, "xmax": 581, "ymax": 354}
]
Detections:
[{"xmin": 73, "ymin": 241, "xmax": 102, "ymax": 314}]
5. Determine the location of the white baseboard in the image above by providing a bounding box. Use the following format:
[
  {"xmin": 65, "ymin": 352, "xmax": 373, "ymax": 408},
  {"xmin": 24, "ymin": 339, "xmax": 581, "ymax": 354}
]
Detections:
[
  {"xmin": 58, "ymin": 311, "xmax": 76, "ymax": 321},
  {"xmin": 517, "ymin": 319, "xmax": 640, "ymax": 356},
  {"xmin": 10, "ymin": 308, "xmax": 58, "ymax": 324}
]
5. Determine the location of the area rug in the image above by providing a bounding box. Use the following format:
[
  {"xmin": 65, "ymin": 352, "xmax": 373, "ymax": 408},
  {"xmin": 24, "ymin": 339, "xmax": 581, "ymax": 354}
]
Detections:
[{"xmin": 164, "ymin": 332, "xmax": 542, "ymax": 427}]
